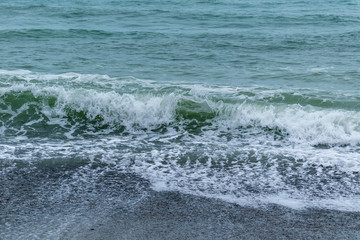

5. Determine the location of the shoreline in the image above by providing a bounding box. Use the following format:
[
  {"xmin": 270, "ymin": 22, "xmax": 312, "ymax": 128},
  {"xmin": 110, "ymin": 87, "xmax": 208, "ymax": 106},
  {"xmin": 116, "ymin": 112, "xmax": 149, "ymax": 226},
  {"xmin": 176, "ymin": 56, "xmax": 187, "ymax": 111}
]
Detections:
[
  {"xmin": 61, "ymin": 190, "xmax": 360, "ymax": 240},
  {"xmin": 2, "ymin": 170, "xmax": 360, "ymax": 240}
]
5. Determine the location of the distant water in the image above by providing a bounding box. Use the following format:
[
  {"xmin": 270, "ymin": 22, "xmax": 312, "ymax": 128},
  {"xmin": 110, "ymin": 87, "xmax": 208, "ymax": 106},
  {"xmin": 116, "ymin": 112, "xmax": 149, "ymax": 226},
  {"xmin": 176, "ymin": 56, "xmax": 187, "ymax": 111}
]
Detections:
[{"xmin": 1, "ymin": 0, "xmax": 360, "ymax": 236}]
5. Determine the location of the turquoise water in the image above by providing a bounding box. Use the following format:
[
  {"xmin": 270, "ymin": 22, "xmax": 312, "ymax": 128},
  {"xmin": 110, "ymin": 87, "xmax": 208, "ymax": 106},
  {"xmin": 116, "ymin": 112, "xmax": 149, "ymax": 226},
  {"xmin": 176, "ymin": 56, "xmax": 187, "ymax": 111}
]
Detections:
[
  {"xmin": 1, "ymin": 1, "xmax": 360, "ymax": 237},
  {"xmin": 1, "ymin": 0, "xmax": 360, "ymax": 90}
]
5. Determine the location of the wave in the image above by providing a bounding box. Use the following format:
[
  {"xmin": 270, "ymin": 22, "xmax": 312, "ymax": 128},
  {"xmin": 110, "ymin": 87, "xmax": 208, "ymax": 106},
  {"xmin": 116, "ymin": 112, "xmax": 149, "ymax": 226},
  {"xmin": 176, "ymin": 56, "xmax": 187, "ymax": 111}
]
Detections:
[{"xmin": 1, "ymin": 70, "xmax": 360, "ymax": 146}]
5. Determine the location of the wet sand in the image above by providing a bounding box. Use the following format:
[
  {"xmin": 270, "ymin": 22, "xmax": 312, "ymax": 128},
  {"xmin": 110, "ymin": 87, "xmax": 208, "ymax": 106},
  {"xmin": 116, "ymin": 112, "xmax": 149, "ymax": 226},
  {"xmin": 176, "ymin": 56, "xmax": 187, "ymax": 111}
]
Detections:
[
  {"xmin": 61, "ymin": 191, "xmax": 360, "ymax": 240},
  {"xmin": 2, "ymin": 170, "xmax": 360, "ymax": 240}
]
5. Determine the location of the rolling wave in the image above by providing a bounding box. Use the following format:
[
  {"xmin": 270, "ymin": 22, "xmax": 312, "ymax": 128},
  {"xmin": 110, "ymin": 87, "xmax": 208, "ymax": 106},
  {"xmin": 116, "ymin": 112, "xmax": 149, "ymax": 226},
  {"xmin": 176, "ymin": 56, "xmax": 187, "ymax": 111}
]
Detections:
[{"xmin": 1, "ymin": 70, "xmax": 360, "ymax": 147}]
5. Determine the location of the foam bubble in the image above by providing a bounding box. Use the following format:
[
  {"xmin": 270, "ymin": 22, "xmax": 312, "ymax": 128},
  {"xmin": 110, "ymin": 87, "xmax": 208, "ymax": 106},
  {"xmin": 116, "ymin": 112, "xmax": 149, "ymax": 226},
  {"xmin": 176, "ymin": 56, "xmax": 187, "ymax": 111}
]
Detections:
[{"xmin": 219, "ymin": 102, "xmax": 360, "ymax": 146}]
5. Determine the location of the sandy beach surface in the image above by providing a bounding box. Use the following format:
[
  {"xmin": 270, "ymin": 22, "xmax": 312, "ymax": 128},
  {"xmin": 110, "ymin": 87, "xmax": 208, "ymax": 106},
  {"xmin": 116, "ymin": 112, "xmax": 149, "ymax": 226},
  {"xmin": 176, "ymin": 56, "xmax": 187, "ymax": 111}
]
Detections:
[
  {"xmin": 62, "ymin": 191, "xmax": 360, "ymax": 240},
  {"xmin": 3, "ymin": 171, "xmax": 359, "ymax": 240}
]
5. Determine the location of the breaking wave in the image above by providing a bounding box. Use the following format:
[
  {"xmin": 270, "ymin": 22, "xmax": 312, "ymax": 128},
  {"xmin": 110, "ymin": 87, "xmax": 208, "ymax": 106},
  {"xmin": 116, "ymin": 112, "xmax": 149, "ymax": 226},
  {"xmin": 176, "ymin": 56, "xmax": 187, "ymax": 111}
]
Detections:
[{"xmin": 1, "ymin": 70, "xmax": 360, "ymax": 147}]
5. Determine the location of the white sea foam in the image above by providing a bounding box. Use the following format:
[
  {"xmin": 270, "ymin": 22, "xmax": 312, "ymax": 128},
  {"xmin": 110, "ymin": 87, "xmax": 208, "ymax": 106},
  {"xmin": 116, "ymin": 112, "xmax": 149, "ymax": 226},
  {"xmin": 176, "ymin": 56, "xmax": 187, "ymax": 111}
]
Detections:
[
  {"xmin": 219, "ymin": 102, "xmax": 360, "ymax": 146},
  {"xmin": 1, "ymin": 129, "xmax": 360, "ymax": 211},
  {"xmin": 0, "ymin": 69, "xmax": 111, "ymax": 82}
]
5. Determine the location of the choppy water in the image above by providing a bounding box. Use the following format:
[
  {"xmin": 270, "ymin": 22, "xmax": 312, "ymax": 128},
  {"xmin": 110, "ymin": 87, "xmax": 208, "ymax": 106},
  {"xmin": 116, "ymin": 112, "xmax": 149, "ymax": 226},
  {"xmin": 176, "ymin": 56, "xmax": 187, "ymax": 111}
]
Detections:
[{"xmin": 1, "ymin": 1, "xmax": 360, "ymax": 236}]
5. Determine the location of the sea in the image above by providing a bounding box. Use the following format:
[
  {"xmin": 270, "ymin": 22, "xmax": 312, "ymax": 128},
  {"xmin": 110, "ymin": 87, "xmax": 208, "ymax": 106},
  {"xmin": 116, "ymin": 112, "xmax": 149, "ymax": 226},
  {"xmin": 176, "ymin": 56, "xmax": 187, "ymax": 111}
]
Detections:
[{"xmin": 1, "ymin": 0, "xmax": 360, "ymax": 238}]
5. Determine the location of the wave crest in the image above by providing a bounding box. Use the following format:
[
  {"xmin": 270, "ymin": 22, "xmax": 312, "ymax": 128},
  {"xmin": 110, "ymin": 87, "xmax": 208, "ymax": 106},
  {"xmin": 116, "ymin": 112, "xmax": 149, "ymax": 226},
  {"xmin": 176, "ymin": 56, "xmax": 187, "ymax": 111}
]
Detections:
[{"xmin": 0, "ymin": 70, "xmax": 360, "ymax": 147}]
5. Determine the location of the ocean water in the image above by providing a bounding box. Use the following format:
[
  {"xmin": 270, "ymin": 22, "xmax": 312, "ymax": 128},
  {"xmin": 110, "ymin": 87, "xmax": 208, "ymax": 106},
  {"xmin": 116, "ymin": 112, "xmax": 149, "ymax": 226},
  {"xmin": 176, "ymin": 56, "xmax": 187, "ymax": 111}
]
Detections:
[{"xmin": 1, "ymin": 0, "xmax": 360, "ymax": 238}]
